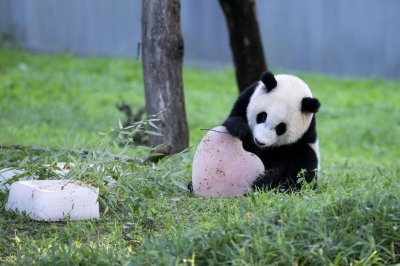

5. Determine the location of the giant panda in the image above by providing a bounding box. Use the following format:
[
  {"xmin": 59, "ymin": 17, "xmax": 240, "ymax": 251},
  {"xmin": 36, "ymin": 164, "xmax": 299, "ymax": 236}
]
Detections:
[
  {"xmin": 222, "ymin": 72, "xmax": 320, "ymax": 192},
  {"xmin": 190, "ymin": 72, "xmax": 320, "ymax": 196}
]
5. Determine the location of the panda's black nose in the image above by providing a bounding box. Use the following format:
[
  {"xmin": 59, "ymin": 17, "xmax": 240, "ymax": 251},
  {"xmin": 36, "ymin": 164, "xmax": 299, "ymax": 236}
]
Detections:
[{"xmin": 254, "ymin": 138, "xmax": 265, "ymax": 146}]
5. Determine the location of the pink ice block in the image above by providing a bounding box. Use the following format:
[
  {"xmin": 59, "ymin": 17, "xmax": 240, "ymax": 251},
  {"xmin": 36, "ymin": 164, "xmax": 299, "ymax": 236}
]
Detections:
[{"xmin": 192, "ymin": 126, "xmax": 264, "ymax": 197}]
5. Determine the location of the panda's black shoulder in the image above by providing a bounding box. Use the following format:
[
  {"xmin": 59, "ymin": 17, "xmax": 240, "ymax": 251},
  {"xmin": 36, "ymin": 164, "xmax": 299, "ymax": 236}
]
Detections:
[{"xmin": 228, "ymin": 81, "xmax": 259, "ymax": 119}]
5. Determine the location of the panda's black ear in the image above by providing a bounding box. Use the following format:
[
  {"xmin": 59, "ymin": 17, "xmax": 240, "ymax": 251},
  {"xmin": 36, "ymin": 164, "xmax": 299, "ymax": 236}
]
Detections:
[
  {"xmin": 301, "ymin": 97, "xmax": 320, "ymax": 113},
  {"xmin": 260, "ymin": 71, "xmax": 277, "ymax": 92}
]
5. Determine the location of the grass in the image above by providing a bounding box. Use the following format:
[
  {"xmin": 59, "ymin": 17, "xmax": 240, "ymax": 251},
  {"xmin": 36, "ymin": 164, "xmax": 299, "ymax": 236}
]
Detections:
[{"xmin": 0, "ymin": 48, "xmax": 399, "ymax": 265}]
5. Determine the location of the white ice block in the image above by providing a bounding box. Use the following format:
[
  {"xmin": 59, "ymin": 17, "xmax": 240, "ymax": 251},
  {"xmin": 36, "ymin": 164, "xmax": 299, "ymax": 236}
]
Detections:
[
  {"xmin": 6, "ymin": 180, "xmax": 99, "ymax": 221},
  {"xmin": 0, "ymin": 168, "xmax": 25, "ymax": 191}
]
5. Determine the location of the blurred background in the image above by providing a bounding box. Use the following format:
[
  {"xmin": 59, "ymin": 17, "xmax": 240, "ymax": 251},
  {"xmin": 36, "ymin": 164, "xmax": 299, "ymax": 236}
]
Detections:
[{"xmin": 0, "ymin": 0, "xmax": 399, "ymax": 79}]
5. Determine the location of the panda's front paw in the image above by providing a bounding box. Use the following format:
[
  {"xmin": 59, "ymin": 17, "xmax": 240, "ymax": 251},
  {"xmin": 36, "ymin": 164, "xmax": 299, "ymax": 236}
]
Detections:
[
  {"xmin": 187, "ymin": 181, "xmax": 193, "ymax": 193},
  {"xmin": 223, "ymin": 117, "xmax": 250, "ymax": 138}
]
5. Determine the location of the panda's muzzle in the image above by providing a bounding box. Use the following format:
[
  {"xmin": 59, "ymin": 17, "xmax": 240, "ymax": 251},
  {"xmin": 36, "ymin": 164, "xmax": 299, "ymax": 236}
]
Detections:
[{"xmin": 254, "ymin": 138, "xmax": 266, "ymax": 146}]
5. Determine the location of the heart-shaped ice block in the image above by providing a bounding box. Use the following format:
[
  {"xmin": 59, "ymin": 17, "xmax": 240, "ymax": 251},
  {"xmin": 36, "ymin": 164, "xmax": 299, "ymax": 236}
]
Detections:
[{"xmin": 192, "ymin": 126, "xmax": 264, "ymax": 197}]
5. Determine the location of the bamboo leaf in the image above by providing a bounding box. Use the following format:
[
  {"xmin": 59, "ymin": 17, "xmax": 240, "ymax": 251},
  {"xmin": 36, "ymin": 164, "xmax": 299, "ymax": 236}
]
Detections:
[{"xmin": 144, "ymin": 130, "xmax": 163, "ymax": 137}]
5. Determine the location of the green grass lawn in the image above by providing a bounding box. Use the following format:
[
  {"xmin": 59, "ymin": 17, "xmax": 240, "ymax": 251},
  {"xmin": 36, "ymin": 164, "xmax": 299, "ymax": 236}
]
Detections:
[{"xmin": 0, "ymin": 48, "xmax": 399, "ymax": 265}]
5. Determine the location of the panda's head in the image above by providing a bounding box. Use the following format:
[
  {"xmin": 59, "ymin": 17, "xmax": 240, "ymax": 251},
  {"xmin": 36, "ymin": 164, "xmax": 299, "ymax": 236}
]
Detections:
[{"xmin": 246, "ymin": 72, "xmax": 320, "ymax": 148}]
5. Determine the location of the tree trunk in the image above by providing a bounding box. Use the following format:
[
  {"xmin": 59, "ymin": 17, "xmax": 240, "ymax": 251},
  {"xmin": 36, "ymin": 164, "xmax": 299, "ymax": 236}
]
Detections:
[
  {"xmin": 218, "ymin": 0, "xmax": 268, "ymax": 92},
  {"xmin": 141, "ymin": 0, "xmax": 189, "ymax": 155}
]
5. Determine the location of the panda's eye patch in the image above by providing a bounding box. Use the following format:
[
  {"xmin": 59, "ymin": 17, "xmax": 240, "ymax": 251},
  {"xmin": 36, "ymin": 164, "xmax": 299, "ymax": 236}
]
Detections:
[
  {"xmin": 275, "ymin": 123, "xmax": 287, "ymax": 136},
  {"xmin": 256, "ymin": 112, "xmax": 267, "ymax": 124}
]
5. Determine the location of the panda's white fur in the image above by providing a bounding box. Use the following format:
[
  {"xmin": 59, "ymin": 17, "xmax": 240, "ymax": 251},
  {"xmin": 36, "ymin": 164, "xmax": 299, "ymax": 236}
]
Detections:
[
  {"xmin": 246, "ymin": 74, "xmax": 314, "ymax": 148},
  {"xmin": 309, "ymin": 140, "xmax": 320, "ymax": 170}
]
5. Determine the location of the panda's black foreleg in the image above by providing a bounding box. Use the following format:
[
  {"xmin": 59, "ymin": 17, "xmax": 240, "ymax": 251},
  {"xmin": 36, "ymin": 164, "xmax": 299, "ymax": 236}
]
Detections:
[
  {"xmin": 294, "ymin": 169, "xmax": 318, "ymax": 190},
  {"xmin": 251, "ymin": 174, "xmax": 268, "ymax": 191},
  {"xmin": 251, "ymin": 167, "xmax": 305, "ymax": 193},
  {"xmin": 187, "ymin": 181, "xmax": 193, "ymax": 193},
  {"xmin": 287, "ymin": 164, "xmax": 318, "ymax": 191},
  {"xmin": 222, "ymin": 117, "xmax": 250, "ymax": 139},
  {"xmin": 251, "ymin": 176, "xmax": 301, "ymax": 194}
]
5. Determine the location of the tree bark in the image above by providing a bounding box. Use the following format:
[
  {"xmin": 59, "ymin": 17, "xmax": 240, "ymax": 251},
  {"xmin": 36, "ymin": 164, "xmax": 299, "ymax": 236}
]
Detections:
[
  {"xmin": 141, "ymin": 0, "xmax": 189, "ymax": 155},
  {"xmin": 218, "ymin": 0, "xmax": 268, "ymax": 92}
]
